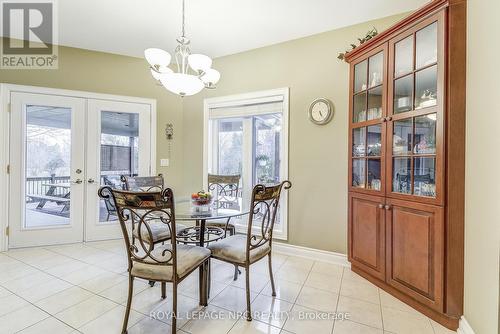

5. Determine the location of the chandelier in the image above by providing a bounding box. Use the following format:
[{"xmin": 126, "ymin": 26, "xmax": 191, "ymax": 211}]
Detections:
[{"xmin": 144, "ymin": 0, "xmax": 220, "ymax": 97}]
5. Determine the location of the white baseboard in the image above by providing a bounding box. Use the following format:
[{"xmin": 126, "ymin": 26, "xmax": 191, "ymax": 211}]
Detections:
[
  {"xmin": 272, "ymin": 242, "xmax": 350, "ymax": 267},
  {"xmin": 458, "ymin": 316, "xmax": 475, "ymax": 334}
]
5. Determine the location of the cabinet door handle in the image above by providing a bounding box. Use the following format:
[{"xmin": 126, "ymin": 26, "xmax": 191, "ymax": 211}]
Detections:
[
  {"xmin": 387, "ymin": 116, "xmax": 393, "ymax": 122},
  {"xmin": 384, "ymin": 204, "xmax": 391, "ymax": 210},
  {"xmin": 382, "ymin": 117, "xmax": 387, "ymax": 122},
  {"xmin": 378, "ymin": 204, "xmax": 384, "ymax": 209}
]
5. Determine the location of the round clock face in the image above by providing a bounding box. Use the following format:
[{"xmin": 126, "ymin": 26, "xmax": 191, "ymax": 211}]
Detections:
[{"xmin": 309, "ymin": 99, "xmax": 333, "ymax": 125}]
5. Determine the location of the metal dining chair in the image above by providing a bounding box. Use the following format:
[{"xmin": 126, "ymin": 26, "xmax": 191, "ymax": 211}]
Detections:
[
  {"xmin": 206, "ymin": 174, "xmax": 240, "ymax": 235},
  {"xmin": 98, "ymin": 187, "xmax": 210, "ymax": 334},
  {"xmin": 121, "ymin": 174, "xmax": 187, "ymax": 286},
  {"xmin": 206, "ymin": 174, "xmax": 241, "ymax": 280},
  {"xmin": 207, "ymin": 181, "xmax": 292, "ymax": 321}
]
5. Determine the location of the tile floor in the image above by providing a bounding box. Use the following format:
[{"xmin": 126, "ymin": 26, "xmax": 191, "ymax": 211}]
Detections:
[{"xmin": 0, "ymin": 240, "xmax": 457, "ymax": 334}]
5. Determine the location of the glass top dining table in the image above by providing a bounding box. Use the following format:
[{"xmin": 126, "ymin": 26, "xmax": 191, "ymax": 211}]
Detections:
[{"xmin": 173, "ymin": 197, "xmax": 250, "ymax": 246}]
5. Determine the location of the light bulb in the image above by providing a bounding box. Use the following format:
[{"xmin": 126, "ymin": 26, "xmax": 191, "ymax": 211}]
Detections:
[
  {"xmin": 200, "ymin": 68, "xmax": 221, "ymax": 85},
  {"xmin": 150, "ymin": 67, "xmax": 172, "ymax": 81},
  {"xmin": 144, "ymin": 48, "xmax": 171, "ymax": 72},
  {"xmin": 188, "ymin": 54, "xmax": 212, "ymax": 72},
  {"xmin": 159, "ymin": 73, "xmax": 205, "ymax": 96}
]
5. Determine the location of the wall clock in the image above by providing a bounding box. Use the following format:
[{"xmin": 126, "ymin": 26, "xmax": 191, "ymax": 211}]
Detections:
[{"xmin": 308, "ymin": 98, "xmax": 334, "ymax": 125}]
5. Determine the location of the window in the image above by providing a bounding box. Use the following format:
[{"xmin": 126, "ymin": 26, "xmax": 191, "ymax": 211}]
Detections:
[{"xmin": 203, "ymin": 88, "xmax": 289, "ymax": 239}]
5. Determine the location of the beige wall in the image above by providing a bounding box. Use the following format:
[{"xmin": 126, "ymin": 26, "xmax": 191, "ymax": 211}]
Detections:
[
  {"xmin": 0, "ymin": 43, "xmax": 185, "ymax": 192},
  {"xmin": 2, "ymin": 5, "xmax": 498, "ymax": 331},
  {"xmin": 464, "ymin": 0, "xmax": 500, "ymax": 333},
  {"xmin": 181, "ymin": 14, "xmax": 407, "ymax": 253}
]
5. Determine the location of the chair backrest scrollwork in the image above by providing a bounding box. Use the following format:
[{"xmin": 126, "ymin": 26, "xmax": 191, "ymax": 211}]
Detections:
[
  {"xmin": 121, "ymin": 174, "xmax": 164, "ymax": 192},
  {"xmin": 208, "ymin": 174, "xmax": 240, "ymax": 195},
  {"xmin": 98, "ymin": 186, "xmax": 177, "ymax": 276},
  {"xmin": 208, "ymin": 174, "xmax": 241, "ymax": 209},
  {"xmin": 245, "ymin": 181, "xmax": 291, "ymax": 261}
]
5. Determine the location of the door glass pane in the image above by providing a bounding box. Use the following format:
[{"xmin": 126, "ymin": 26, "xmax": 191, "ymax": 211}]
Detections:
[
  {"xmin": 414, "ymin": 157, "xmax": 436, "ymax": 197},
  {"xmin": 393, "ymin": 118, "xmax": 413, "ymax": 156},
  {"xmin": 354, "ymin": 60, "xmax": 368, "ymax": 93},
  {"xmin": 25, "ymin": 106, "xmax": 71, "ymax": 228},
  {"xmin": 415, "ymin": 65, "xmax": 437, "ymax": 110},
  {"xmin": 367, "ymin": 159, "xmax": 381, "ymax": 191},
  {"xmin": 253, "ymin": 114, "xmax": 281, "ymax": 185},
  {"xmin": 393, "ymin": 157, "xmax": 411, "ymax": 194},
  {"xmin": 414, "ymin": 114, "xmax": 437, "ymax": 154},
  {"xmin": 99, "ymin": 111, "xmax": 139, "ymax": 223},
  {"xmin": 395, "ymin": 36, "xmax": 413, "ymax": 77},
  {"xmin": 367, "ymin": 86, "xmax": 383, "ymax": 120},
  {"xmin": 352, "ymin": 159, "xmax": 366, "ymax": 188},
  {"xmin": 217, "ymin": 119, "xmax": 243, "ymax": 176},
  {"xmin": 352, "ymin": 127, "xmax": 366, "ymax": 157},
  {"xmin": 353, "ymin": 92, "xmax": 367, "ymax": 123},
  {"xmin": 367, "ymin": 125, "xmax": 382, "ymax": 157},
  {"xmin": 394, "ymin": 74, "xmax": 413, "ymax": 114},
  {"xmin": 368, "ymin": 52, "xmax": 383, "ymax": 88},
  {"xmin": 416, "ymin": 22, "xmax": 438, "ymax": 69}
]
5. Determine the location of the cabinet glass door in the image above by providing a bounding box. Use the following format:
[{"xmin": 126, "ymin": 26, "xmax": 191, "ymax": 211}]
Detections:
[
  {"xmin": 350, "ymin": 48, "xmax": 386, "ymax": 193},
  {"xmin": 388, "ymin": 16, "xmax": 442, "ymax": 202},
  {"xmin": 392, "ymin": 22, "xmax": 438, "ymax": 115}
]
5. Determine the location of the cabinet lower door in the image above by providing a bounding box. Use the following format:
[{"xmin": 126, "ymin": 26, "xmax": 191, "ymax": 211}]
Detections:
[
  {"xmin": 386, "ymin": 198, "xmax": 444, "ymax": 311},
  {"xmin": 348, "ymin": 193, "xmax": 386, "ymax": 281}
]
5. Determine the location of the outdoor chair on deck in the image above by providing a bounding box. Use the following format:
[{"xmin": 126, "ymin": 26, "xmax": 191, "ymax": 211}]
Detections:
[
  {"xmin": 207, "ymin": 181, "xmax": 291, "ymax": 321},
  {"xmin": 98, "ymin": 187, "xmax": 210, "ymax": 334}
]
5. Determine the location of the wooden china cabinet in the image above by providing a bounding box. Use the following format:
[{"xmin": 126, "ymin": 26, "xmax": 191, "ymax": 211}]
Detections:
[{"xmin": 345, "ymin": 0, "xmax": 466, "ymax": 330}]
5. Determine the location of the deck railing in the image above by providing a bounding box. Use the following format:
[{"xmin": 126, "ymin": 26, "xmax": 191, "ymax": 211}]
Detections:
[
  {"xmin": 25, "ymin": 173, "xmax": 132, "ymax": 202},
  {"xmin": 26, "ymin": 175, "xmax": 71, "ymax": 199}
]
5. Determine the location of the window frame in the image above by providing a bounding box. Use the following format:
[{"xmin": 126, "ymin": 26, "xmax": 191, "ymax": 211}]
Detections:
[{"xmin": 203, "ymin": 88, "xmax": 289, "ymax": 240}]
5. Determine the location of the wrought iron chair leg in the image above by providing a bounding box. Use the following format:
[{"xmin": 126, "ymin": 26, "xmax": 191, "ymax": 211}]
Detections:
[
  {"xmin": 161, "ymin": 282, "xmax": 166, "ymax": 299},
  {"xmin": 233, "ymin": 265, "xmax": 239, "ymax": 281},
  {"xmin": 245, "ymin": 264, "xmax": 252, "ymax": 321},
  {"xmin": 149, "ymin": 280, "xmax": 156, "ymax": 287},
  {"xmin": 207, "ymin": 259, "xmax": 211, "ymax": 300},
  {"xmin": 172, "ymin": 282, "xmax": 177, "ymax": 334},
  {"xmin": 122, "ymin": 276, "xmax": 134, "ymax": 334},
  {"xmin": 268, "ymin": 253, "xmax": 276, "ymax": 296}
]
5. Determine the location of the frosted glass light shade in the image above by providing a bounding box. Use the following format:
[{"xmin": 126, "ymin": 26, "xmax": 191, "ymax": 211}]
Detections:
[
  {"xmin": 201, "ymin": 68, "xmax": 221, "ymax": 85},
  {"xmin": 159, "ymin": 73, "xmax": 204, "ymax": 96},
  {"xmin": 145, "ymin": 48, "xmax": 171, "ymax": 71},
  {"xmin": 188, "ymin": 54, "xmax": 212, "ymax": 72},
  {"xmin": 150, "ymin": 67, "xmax": 172, "ymax": 81}
]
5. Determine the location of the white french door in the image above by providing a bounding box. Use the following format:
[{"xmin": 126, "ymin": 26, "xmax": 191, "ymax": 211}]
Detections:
[
  {"xmin": 85, "ymin": 99, "xmax": 151, "ymax": 241},
  {"xmin": 8, "ymin": 91, "xmax": 153, "ymax": 248},
  {"xmin": 9, "ymin": 92, "xmax": 86, "ymax": 248}
]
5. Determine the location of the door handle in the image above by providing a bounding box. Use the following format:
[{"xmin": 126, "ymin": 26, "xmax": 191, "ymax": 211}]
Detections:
[
  {"xmin": 87, "ymin": 178, "xmax": 95, "ymax": 184},
  {"xmin": 72, "ymin": 179, "xmax": 83, "ymax": 184},
  {"xmin": 384, "ymin": 204, "xmax": 392, "ymax": 210},
  {"xmin": 378, "ymin": 204, "xmax": 384, "ymax": 209}
]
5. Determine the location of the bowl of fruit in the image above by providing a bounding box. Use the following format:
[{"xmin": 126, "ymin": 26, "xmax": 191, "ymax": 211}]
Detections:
[{"xmin": 191, "ymin": 191, "xmax": 213, "ymax": 206}]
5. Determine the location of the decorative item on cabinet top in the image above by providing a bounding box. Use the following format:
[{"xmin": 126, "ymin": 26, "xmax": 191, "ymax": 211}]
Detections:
[
  {"xmin": 308, "ymin": 98, "xmax": 334, "ymax": 125},
  {"xmin": 337, "ymin": 27, "xmax": 378, "ymax": 61}
]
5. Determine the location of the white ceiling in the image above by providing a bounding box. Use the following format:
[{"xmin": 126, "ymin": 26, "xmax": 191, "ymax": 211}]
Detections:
[{"xmin": 17, "ymin": 0, "xmax": 429, "ymax": 59}]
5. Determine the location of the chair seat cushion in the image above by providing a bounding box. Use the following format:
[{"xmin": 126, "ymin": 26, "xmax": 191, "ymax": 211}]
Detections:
[
  {"xmin": 207, "ymin": 234, "xmax": 270, "ymax": 264},
  {"xmin": 131, "ymin": 244, "xmax": 210, "ymax": 281},
  {"xmin": 205, "ymin": 221, "xmax": 235, "ymax": 230},
  {"xmin": 133, "ymin": 221, "xmax": 186, "ymax": 244}
]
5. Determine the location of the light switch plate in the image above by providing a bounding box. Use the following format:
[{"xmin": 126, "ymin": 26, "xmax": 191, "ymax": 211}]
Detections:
[{"xmin": 160, "ymin": 159, "xmax": 169, "ymax": 167}]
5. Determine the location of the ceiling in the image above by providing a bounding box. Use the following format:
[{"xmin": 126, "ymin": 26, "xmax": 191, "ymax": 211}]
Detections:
[{"xmin": 41, "ymin": 0, "xmax": 429, "ymax": 59}]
